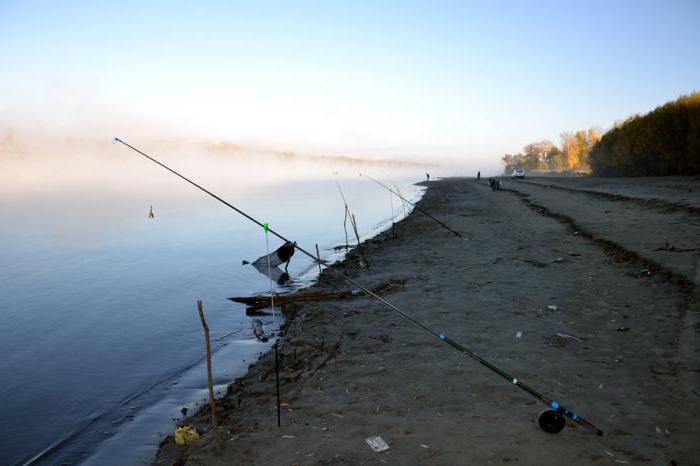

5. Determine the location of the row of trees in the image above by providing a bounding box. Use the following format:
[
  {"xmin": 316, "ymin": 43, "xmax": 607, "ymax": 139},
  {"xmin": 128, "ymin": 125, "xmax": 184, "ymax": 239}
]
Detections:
[
  {"xmin": 502, "ymin": 128, "xmax": 601, "ymax": 174},
  {"xmin": 589, "ymin": 92, "xmax": 700, "ymax": 176},
  {"xmin": 503, "ymin": 92, "xmax": 700, "ymax": 177}
]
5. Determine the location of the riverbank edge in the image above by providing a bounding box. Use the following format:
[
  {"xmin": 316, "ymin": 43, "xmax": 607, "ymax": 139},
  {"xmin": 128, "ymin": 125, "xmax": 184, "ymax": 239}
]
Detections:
[{"xmin": 151, "ymin": 180, "xmax": 431, "ymax": 464}]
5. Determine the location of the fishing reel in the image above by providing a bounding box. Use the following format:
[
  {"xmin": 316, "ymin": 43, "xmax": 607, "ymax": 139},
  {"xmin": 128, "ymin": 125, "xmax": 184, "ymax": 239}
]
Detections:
[{"xmin": 538, "ymin": 409, "xmax": 566, "ymax": 434}]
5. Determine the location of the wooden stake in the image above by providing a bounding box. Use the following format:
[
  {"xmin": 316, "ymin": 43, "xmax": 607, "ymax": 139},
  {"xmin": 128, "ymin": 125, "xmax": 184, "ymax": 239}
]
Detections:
[
  {"xmin": 315, "ymin": 243, "xmax": 322, "ymax": 274},
  {"xmin": 350, "ymin": 213, "xmax": 370, "ymax": 271},
  {"xmin": 343, "ymin": 206, "xmax": 350, "ymax": 250},
  {"xmin": 197, "ymin": 300, "xmax": 222, "ymax": 454}
]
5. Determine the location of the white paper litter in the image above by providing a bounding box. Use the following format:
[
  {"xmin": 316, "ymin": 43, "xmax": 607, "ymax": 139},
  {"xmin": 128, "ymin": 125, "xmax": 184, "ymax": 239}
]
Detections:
[{"xmin": 366, "ymin": 436, "xmax": 390, "ymax": 453}]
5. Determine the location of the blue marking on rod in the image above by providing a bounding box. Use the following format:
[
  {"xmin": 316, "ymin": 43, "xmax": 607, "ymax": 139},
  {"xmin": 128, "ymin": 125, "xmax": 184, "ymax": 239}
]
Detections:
[
  {"xmin": 439, "ymin": 334, "xmax": 445, "ymax": 340},
  {"xmin": 551, "ymin": 401, "xmax": 559, "ymax": 410}
]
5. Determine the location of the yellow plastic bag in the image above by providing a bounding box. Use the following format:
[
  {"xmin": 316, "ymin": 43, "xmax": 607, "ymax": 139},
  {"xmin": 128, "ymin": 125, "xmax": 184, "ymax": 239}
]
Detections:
[{"xmin": 174, "ymin": 425, "xmax": 200, "ymax": 445}]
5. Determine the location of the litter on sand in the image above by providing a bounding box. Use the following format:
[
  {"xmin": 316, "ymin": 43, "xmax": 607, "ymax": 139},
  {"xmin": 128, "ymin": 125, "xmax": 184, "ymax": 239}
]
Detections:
[
  {"xmin": 515, "ymin": 331, "xmax": 523, "ymax": 339},
  {"xmin": 174, "ymin": 425, "xmax": 199, "ymax": 445},
  {"xmin": 547, "ymin": 305, "xmax": 559, "ymax": 311},
  {"xmin": 556, "ymin": 332, "xmax": 582, "ymax": 342},
  {"xmin": 252, "ymin": 319, "xmax": 269, "ymax": 342},
  {"xmin": 366, "ymin": 436, "xmax": 390, "ymax": 453}
]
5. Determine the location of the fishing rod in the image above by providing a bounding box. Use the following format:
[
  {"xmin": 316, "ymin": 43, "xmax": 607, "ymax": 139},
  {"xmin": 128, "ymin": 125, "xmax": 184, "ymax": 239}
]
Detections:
[
  {"xmin": 114, "ymin": 137, "xmax": 602, "ymax": 436},
  {"xmin": 360, "ymin": 173, "xmax": 464, "ymax": 239}
]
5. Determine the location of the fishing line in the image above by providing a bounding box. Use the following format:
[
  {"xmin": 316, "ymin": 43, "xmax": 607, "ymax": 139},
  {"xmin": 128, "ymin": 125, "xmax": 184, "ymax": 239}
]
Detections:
[
  {"xmin": 360, "ymin": 173, "xmax": 464, "ymax": 239},
  {"xmin": 114, "ymin": 137, "xmax": 602, "ymax": 436}
]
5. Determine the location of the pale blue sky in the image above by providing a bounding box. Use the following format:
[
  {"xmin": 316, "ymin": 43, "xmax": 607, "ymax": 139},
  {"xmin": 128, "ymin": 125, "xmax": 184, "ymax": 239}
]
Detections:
[{"xmin": 1, "ymin": 0, "xmax": 698, "ymax": 168}]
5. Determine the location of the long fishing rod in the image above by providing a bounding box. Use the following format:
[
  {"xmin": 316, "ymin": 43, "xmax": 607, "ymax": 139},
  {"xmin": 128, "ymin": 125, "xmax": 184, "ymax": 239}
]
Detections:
[
  {"xmin": 360, "ymin": 173, "xmax": 464, "ymax": 239},
  {"xmin": 114, "ymin": 137, "xmax": 603, "ymax": 436}
]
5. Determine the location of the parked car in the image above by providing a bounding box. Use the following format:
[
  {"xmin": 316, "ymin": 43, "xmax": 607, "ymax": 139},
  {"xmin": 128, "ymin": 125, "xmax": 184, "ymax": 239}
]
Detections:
[{"xmin": 511, "ymin": 169, "xmax": 525, "ymax": 178}]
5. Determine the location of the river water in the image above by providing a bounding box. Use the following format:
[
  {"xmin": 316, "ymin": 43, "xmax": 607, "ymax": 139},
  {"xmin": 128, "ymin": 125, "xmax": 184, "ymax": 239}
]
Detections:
[{"xmin": 0, "ymin": 145, "xmax": 424, "ymax": 465}]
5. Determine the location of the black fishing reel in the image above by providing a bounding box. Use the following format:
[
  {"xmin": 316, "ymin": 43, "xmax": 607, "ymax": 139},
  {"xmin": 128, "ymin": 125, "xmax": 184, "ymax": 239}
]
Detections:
[{"xmin": 538, "ymin": 409, "xmax": 566, "ymax": 434}]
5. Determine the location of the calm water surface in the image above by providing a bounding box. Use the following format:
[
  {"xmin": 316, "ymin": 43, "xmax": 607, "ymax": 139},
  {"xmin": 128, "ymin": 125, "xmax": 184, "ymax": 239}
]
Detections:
[{"xmin": 0, "ymin": 151, "xmax": 423, "ymax": 465}]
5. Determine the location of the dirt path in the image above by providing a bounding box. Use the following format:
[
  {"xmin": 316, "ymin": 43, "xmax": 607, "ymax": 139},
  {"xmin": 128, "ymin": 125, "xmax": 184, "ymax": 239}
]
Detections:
[
  {"xmin": 515, "ymin": 176, "xmax": 700, "ymax": 212},
  {"xmin": 155, "ymin": 178, "xmax": 699, "ymax": 466},
  {"xmin": 505, "ymin": 178, "xmax": 700, "ymax": 286}
]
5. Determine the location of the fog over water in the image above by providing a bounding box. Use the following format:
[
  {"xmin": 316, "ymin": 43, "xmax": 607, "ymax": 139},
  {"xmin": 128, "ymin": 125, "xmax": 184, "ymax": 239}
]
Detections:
[{"xmin": 0, "ymin": 141, "xmax": 425, "ymax": 465}]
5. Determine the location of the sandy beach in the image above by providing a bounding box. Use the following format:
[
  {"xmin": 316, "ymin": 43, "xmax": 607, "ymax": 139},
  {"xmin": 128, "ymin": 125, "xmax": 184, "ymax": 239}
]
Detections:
[{"xmin": 154, "ymin": 177, "xmax": 699, "ymax": 465}]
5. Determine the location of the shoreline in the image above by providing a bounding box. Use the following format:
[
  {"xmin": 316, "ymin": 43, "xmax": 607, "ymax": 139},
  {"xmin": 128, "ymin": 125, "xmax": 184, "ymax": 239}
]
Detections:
[
  {"xmin": 154, "ymin": 177, "xmax": 699, "ymax": 465},
  {"xmin": 151, "ymin": 181, "xmax": 430, "ymax": 464},
  {"xmin": 153, "ymin": 181, "xmax": 430, "ymax": 464}
]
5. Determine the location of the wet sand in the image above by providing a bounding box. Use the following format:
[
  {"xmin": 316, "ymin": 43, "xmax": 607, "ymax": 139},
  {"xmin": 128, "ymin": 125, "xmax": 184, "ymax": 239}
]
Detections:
[{"xmin": 154, "ymin": 177, "xmax": 699, "ymax": 465}]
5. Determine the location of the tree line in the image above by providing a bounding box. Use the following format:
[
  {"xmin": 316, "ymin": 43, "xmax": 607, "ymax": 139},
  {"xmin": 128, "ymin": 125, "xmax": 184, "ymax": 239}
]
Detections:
[
  {"xmin": 502, "ymin": 128, "xmax": 601, "ymax": 174},
  {"xmin": 589, "ymin": 92, "xmax": 700, "ymax": 176},
  {"xmin": 502, "ymin": 91, "xmax": 700, "ymax": 177}
]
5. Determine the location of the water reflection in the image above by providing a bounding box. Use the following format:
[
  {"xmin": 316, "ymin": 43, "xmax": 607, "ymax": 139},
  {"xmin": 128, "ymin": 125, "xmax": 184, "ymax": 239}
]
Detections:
[{"xmin": 0, "ymin": 146, "xmax": 424, "ymax": 465}]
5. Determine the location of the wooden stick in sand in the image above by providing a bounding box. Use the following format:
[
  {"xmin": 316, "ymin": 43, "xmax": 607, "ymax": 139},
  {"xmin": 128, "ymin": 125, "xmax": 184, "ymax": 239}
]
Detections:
[
  {"xmin": 350, "ymin": 213, "xmax": 370, "ymax": 271},
  {"xmin": 315, "ymin": 243, "xmax": 322, "ymax": 274},
  {"xmin": 196, "ymin": 299, "xmax": 222, "ymax": 454}
]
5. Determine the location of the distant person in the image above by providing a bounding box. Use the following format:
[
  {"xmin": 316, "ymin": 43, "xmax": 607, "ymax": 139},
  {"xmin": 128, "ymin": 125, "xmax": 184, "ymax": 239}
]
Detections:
[
  {"xmin": 148, "ymin": 205, "xmax": 154, "ymax": 219},
  {"xmin": 426, "ymin": 172, "xmax": 430, "ymax": 182},
  {"xmin": 477, "ymin": 171, "xmax": 481, "ymax": 181}
]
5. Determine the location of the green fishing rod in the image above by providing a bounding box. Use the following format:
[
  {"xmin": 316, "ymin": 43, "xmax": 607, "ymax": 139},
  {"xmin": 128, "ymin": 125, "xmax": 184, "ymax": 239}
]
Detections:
[
  {"xmin": 114, "ymin": 137, "xmax": 602, "ymax": 436},
  {"xmin": 360, "ymin": 173, "xmax": 464, "ymax": 239}
]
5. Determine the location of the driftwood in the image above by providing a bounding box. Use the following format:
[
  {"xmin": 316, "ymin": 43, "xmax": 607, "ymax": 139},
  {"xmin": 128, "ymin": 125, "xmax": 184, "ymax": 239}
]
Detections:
[
  {"xmin": 230, "ymin": 278, "xmax": 406, "ymax": 315},
  {"xmin": 196, "ymin": 300, "xmax": 222, "ymax": 454}
]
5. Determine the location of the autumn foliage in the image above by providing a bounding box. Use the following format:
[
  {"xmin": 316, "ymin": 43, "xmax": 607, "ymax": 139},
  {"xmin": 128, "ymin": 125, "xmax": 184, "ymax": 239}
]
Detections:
[
  {"xmin": 589, "ymin": 92, "xmax": 700, "ymax": 176},
  {"xmin": 502, "ymin": 129, "xmax": 600, "ymax": 174}
]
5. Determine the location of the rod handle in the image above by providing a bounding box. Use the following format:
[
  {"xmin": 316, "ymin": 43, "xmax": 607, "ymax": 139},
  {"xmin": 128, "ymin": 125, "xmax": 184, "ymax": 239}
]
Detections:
[{"xmin": 549, "ymin": 401, "xmax": 603, "ymax": 436}]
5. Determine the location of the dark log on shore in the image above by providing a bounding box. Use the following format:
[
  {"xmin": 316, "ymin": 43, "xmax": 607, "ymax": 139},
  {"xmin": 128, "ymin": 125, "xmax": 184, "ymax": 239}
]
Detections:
[{"xmin": 230, "ymin": 278, "xmax": 406, "ymax": 315}]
